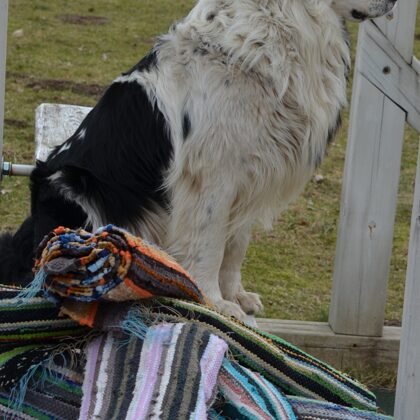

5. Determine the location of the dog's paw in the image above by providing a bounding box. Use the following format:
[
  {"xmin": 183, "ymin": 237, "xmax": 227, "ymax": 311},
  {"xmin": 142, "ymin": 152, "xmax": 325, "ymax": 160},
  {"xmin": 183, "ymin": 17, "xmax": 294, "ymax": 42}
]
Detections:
[
  {"xmin": 236, "ymin": 291, "xmax": 263, "ymax": 315},
  {"xmin": 214, "ymin": 299, "xmax": 247, "ymax": 321}
]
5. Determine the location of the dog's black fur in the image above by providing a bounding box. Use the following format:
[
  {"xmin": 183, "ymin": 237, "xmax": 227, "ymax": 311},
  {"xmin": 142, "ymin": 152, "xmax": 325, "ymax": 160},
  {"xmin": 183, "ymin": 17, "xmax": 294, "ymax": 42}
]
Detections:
[{"xmin": 0, "ymin": 51, "xmax": 171, "ymax": 285}]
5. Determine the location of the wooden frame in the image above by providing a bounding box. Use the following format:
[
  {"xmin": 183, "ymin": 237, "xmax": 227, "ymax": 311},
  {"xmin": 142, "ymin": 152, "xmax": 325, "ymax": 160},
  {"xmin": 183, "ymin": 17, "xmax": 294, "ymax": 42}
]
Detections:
[{"xmin": 330, "ymin": 2, "xmax": 420, "ymax": 337}]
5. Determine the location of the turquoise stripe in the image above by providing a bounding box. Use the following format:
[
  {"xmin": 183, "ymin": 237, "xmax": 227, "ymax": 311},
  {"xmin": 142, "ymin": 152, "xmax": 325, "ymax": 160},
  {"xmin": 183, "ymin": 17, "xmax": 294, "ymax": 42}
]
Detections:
[
  {"xmin": 221, "ymin": 358, "xmax": 270, "ymax": 416},
  {"xmin": 252, "ymin": 368, "xmax": 297, "ymax": 419}
]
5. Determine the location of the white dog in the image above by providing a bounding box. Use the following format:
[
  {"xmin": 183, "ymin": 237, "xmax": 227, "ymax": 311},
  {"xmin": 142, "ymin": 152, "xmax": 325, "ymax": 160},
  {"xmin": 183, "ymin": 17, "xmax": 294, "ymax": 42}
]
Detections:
[{"xmin": 0, "ymin": 0, "xmax": 396, "ymax": 320}]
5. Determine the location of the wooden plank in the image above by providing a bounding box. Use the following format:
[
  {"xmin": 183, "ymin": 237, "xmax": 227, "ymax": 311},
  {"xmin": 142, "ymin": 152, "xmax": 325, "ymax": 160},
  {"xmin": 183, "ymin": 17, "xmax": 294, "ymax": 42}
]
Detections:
[
  {"xmin": 357, "ymin": 22, "xmax": 420, "ymax": 132},
  {"xmin": 375, "ymin": 0, "xmax": 418, "ymax": 63},
  {"xmin": 329, "ymin": 74, "xmax": 406, "ymax": 336},
  {"xmin": 0, "ymin": 0, "xmax": 8, "ymax": 166},
  {"xmin": 35, "ymin": 103, "xmax": 91, "ymax": 161},
  {"xmin": 394, "ymin": 139, "xmax": 420, "ymax": 419},
  {"xmin": 257, "ymin": 319, "xmax": 400, "ymax": 370},
  {"xmin": 413, "ymin": 56, "xmax": 420, "ymax": 75}
]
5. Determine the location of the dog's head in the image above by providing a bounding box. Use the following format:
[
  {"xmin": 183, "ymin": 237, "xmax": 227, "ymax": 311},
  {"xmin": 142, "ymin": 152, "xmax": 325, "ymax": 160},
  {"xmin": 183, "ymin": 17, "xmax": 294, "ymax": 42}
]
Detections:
[{"xmin": 331, "ymin": 0, "xmax": 397, "ymax": 20}]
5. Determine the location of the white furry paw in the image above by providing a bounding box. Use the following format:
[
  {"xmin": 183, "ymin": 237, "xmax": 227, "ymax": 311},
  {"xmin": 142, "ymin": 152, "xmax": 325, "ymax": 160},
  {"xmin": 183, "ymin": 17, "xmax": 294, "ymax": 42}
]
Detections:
[
  {"xmin": 214, "ymin": 299, "xmax": 247, "ymax": 321},
  {"xmin": 236, "ymin": 291, "xmax": 263, "ymax": 315}
]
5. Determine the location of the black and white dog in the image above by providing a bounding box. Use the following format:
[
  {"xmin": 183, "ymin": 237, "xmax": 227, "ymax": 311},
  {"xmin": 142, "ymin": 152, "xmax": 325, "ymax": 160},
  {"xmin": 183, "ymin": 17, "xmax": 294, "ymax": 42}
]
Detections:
[{"xmin": 0, "ymin": 0, "xmax": 396, "ymax": 320}]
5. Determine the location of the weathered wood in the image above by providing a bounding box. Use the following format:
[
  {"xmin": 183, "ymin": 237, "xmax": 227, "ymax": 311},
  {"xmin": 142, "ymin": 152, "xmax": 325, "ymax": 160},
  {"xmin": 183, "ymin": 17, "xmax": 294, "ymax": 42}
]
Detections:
[
  {"xmin": 35, "ymin": 103, "xmax": 91, "ymax": 161},
  {"xmin": 0, "ymin": 0, "xmax": 8, "ymax": 166},
  {"xmin": 357, "ymin": 22, "xmax": 420, "ymax": 132},
  {"xmin": 375, "ymin": 0, "xmax": 418, "ymax": 63},
  {"xmin": 257, "ymin": 319, "xmax": 400, "ymax": 370},
  {"xmin": 330, "ymin": 74, "xmax": 406, "ymax": 337},
  {"xmin": 329, "ymin": 4, "xmax": 419, "ymax": 337},
  {"xmin": 394, "ymin": 139, "xmax": 420, "ymax": 419},
  {"xmin": 413, "ymin": 56, "xmax": 420, "ymax": 75}
]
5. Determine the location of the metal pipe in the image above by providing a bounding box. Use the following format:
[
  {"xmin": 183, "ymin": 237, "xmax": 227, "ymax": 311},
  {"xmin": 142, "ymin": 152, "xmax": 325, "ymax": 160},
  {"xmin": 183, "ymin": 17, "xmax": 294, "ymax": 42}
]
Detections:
[
  {"xmin": 1, "ymin": 162, "xmax": 34, "ymax": 177},
  {"xmin": 0, "ymin": 1, "xmax": 33, "ymax": 180},
  {"xmin": 0, "ymin": 0, "xmax": 9, "ymax": 176}
]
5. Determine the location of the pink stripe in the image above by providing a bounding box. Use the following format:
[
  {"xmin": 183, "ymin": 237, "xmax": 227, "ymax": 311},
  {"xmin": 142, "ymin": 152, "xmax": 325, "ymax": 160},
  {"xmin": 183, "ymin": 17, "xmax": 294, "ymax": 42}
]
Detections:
[
  {"xmin": 131, "ymin": 324, "xmax": 174, "ymax": 418},
  {"xmin": 78, "ymin": 335, "xmax": 103, "ymax": 420},
  {"xmin": 201, "ymin": 336, "xmax": 227, "ymax": 400},
  {"xmin": 192, "ymin": 335, "xmax": 228, "ymax": 419}
]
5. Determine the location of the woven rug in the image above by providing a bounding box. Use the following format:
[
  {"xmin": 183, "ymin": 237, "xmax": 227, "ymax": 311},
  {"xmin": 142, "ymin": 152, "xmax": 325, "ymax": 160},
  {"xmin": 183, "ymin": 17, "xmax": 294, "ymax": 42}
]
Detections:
[
  {"xmin": 79, "ymin": 323, "xmax": 228, "ymax": 419},
  {"xmin": 0, "ymin": 225, "xmax": 393, "ymax": 419}
]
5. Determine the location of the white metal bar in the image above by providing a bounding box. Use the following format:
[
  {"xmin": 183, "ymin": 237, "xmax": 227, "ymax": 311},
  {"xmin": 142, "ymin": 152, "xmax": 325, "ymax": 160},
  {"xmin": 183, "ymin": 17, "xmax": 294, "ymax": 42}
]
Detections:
[
  {"xmin": 1, "ymin": 162, "xmax": 34, "ymax": 176},
  {"xmin": 10, "ymin": 164, "xmax": 34, "ymax": 176},
  {"xmin": 0, "ymin": 0, "xmax": 8, "ymax": 170},
  {"xmin": 394, "ymin": 138, "xmax": 420, "ymax": 419}
]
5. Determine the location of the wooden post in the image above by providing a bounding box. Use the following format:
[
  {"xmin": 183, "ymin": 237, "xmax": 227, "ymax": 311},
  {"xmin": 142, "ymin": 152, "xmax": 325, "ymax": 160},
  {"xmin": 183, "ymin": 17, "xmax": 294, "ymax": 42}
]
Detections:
[
  {"xmin": 0, "ymin": 0, "xmax": 8, "ymax": 170},
  {"xmin": 329, "ymin": 72, "xmax": 405, "ymax": 336},
  {"xmin": 394, "ymin": 139, "xmax": 420, "ymax": 419},
  {"xmin": 329, "ymin": 1, "xmax": 419, "ymax": 337}
]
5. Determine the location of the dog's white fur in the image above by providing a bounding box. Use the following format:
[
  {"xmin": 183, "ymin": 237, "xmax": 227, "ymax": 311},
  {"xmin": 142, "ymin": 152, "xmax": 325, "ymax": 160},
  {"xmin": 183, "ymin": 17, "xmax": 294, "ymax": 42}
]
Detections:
[{"xmin": 107, "ymin": 0, "xmax": 395, "ymax": 319}]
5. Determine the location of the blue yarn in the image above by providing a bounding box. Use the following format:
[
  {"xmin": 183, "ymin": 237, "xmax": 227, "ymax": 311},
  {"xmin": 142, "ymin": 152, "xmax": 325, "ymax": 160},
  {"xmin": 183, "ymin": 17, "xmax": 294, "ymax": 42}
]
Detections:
[
  {"xmin": 96, "ymin": 224, "xmax": 115, "ymax": 234},
  {"xmin": 120, "ymin": 307, "xmax": 149, "ymax": 340},
  {"xmin": 16, "ymin": 269, "xmax": 47, "ymax": 303},
  {"xmin": 86, "ymin": 254, "xmax": 110, "ymax": 273},
  {"xmin": 6, "ymin": 339, "xmax": 91, "ymax": 412},
  {"xmin": 80, "ymin": 269, "xmax": 112, "ymax": 286},
  {"xmin": 59, "ymin": 232, "xmax": 84, "ymax": 244},
  {"xmin": 7, "ymin": 353, "xmax": 59, "ymax": 412},
  {"xmin": 8, "ymin": 364, "xmax": 41, "ymax": 411}
]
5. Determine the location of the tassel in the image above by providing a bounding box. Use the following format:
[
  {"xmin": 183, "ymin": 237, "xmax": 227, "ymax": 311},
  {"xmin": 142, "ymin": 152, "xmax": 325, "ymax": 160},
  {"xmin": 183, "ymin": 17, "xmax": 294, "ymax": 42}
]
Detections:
[
  {"xmin": 16, "ymin": 269, "xmax": 48, "ymax": 303},
  {"xmin": 120, "ymin": 307, "xmax": 149, "ymax": 340}
]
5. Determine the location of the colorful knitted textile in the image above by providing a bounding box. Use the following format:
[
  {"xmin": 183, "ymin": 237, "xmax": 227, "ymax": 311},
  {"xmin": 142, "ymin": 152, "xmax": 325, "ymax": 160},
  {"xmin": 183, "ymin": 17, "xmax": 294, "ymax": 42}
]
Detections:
[
  {"xmin": 80, "ymin": 323, "xmax": 227, "ymax": 419},
  {"xmin": 217, "ymin": 358, "xmax": 296, "ymax": 419},
  {"xmin": 0, "ymin": 225, "xmax": 393, "ymax": 419},
  {"xmin": 0, "ymin": 368, "xmax": 84, "ymax": 419},
  {"xmin": 0, "ymin": 287, "xmax": 87, "ymax": 390},
  {"xmin": 288, "ymin": 397, "xmax": 393, "ymax": 420},
  {"xmin": 0, "ymin": 287, "xmax": 392, "ymax": 419},
  {"xmin": 141, "ymin": 298, "xmax": 378, "ymax": 411},
  {"xmin": 31, "ymin": 225, "xmax": 206, "ymax": 317}
]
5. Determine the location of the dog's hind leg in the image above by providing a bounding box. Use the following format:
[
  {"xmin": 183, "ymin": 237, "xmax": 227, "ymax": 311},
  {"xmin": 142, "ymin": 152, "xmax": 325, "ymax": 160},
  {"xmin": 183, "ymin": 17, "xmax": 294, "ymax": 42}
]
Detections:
[
  {"xmin": 0, "ymin": 217, "xmax": 36, "ymax": 286},
  {"xmin": 218, "ymin": 228, "xmax": 263, "ymax": 315},
  {"xmin": 166, "ymin": 179, "xmax": 247, "ymax": 320}
]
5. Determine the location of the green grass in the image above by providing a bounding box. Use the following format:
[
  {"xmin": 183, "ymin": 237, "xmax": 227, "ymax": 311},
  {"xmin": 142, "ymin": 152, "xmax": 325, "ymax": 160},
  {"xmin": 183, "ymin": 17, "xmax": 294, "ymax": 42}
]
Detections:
[{"xmin": 1, "ymin": 1, "xmax": 419, "ymax": 327}]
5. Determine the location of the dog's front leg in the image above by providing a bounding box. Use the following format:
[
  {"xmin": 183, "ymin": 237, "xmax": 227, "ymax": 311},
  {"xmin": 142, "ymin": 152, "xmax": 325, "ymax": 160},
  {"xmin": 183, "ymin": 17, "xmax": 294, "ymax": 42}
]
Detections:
[
  {"xmin": 219, "ymin": 228, "xmax": 263, "ymax": 316},
  {"xmin": 166, "ymin": 181, "xmax": 247, "ymax": 320}
]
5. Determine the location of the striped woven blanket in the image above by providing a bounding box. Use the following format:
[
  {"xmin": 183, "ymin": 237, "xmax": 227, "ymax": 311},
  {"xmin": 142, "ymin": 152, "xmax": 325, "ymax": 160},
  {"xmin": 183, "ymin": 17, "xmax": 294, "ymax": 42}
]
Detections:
[{"xmin": 0, "ymin": 226, "xmax": 392, "ymax": 419}]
